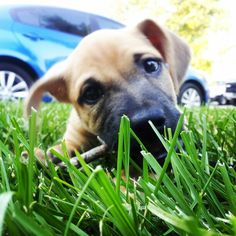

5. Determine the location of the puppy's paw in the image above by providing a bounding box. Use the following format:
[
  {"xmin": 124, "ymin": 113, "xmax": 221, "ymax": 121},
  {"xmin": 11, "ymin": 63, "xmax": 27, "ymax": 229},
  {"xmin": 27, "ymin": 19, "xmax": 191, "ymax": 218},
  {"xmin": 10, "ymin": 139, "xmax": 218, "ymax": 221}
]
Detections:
[
  {"xmin": 21, "ymin": 148, "xmax": 48, "ymax": 166},
  {"xmin": 46, "ymin": 144, "xmax": 75, "ymax": 168},
  {"xmin": 21, "ymin": 145, "xmax": 74, "ymax": 168},
  {"xmin": 20, "ymin": 150, "xmax": 30, "ymax": 165}
]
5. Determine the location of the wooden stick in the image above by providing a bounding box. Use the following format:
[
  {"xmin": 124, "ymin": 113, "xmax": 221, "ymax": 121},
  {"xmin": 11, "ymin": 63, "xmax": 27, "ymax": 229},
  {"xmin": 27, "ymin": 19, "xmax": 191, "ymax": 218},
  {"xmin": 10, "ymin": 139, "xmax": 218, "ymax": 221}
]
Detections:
[{"xmin": 58, "ymin": 136, "xmax": 108, "ymax": 168}]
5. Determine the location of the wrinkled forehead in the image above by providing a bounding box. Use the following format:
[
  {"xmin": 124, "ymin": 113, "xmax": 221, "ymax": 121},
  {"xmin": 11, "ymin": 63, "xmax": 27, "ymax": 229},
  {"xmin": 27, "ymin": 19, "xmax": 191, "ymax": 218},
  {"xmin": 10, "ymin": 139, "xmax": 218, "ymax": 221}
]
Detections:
[{"xmin": 68, "ymin": 28, "xmax": 162, "ymax": 74}]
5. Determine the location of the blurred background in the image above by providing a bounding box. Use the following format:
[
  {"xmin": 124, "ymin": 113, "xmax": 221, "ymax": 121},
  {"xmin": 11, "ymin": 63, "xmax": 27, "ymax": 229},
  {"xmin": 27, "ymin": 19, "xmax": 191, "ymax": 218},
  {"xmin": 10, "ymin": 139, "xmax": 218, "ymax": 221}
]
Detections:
[
  {"xmin": 0, "ymin": 0, "xmax": 236, "ymax": 106},
  {"xmin": 79, "ymin": 0, "xmax": 236, "ymax": 84}
]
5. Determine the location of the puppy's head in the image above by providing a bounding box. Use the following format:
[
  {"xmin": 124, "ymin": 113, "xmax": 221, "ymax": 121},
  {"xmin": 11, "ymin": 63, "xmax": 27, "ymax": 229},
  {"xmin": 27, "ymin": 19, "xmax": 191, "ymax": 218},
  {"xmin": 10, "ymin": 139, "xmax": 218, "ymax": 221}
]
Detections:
[{"xmin": 25, "ymin": 19, "xmax": 190, "ymax": 161}]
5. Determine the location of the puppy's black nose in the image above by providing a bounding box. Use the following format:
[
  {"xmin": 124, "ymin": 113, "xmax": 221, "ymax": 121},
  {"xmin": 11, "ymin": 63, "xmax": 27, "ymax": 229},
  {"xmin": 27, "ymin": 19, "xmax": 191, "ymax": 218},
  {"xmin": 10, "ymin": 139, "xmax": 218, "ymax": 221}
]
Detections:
[{"xmin": 131, "ymin": 108, "xmax": 166, "ymax": 137}]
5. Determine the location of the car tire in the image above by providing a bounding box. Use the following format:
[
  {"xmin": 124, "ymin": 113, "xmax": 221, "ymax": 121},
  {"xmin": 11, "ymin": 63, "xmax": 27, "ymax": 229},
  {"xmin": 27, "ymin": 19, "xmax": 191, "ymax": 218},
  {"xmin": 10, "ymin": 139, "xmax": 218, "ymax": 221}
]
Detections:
[
  {"xmin": 217, "ymin": 95, "xmax": 227, "ymax": 105},
  {"xmin": 0, "ymin": 63, "xmax": 32, "ymax": 101},
  {"xmin": 178, "ymin": 82, "xmax": 204, "ymax": 107},
  {"xmin": 229, "ymin": 98, "xmax": 236, "ymax": 106}
]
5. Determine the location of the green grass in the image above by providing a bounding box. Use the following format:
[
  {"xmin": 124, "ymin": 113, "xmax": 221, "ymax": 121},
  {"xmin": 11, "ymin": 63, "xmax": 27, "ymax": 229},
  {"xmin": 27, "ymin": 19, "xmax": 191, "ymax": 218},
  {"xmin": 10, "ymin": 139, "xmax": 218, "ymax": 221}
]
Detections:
[{"xmin": 0, "ymin": 101, "xmax": 236, "ymax": 235}]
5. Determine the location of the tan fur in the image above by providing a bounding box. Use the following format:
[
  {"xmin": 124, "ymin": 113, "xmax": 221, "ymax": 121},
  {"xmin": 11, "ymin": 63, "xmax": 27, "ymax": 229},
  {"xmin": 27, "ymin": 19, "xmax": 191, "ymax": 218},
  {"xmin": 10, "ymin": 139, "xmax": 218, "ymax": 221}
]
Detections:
[{"xmin": 25, "ymin": 19, "xmax": 190, "ymax": 161}]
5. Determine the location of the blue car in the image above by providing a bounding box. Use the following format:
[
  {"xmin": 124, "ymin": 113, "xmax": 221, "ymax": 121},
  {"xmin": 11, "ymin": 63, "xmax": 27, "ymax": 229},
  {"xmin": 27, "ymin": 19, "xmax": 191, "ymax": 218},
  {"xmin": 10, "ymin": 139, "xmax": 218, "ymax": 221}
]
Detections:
[
  {"xmin": 178, "ymin": 69, "xmax": 209, "ymax": 107},
  {"xmin": 0, "ymin": 4, "xmax": 124, "ymax": 101},
  {"xmin": 0, "ymin": 3, "xmax": 209, "ymax": 106}
]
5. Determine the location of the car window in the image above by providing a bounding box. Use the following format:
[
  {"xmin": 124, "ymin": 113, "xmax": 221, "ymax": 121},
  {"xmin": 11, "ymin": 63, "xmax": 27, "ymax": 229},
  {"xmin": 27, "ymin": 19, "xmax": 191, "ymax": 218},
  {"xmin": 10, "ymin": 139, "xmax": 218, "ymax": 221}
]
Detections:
[
  {"xmin": 11, "ymin": 7, "xmax": 40, "ymax": 26},
  {"xmin": 90, "ymin": 16, "xmax": 124, "ymax": 32},
  {"xmin": 11, "ymin": 6, "xmax": 90, "ymax": 36}
]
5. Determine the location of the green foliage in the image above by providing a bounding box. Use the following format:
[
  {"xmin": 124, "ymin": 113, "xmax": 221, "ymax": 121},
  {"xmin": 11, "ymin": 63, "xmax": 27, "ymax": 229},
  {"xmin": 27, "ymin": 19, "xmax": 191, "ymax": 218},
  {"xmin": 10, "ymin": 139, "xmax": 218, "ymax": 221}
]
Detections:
[
  {"xmin": 113, "ymin": 0, "xmax": 225, "ymax": 72},
  {"xmin": 164, "ymin": 0, "xmax": 224, "ymax": 72},
  {"xmin": 0, "ymin": 102, "xmax": 235, "ymax": 235}
]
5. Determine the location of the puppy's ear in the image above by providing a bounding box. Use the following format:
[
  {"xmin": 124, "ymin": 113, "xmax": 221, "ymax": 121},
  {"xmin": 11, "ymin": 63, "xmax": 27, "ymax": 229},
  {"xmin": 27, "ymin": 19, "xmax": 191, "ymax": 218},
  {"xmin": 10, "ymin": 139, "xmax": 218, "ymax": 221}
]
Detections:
[
  {"xmin": 137, "ymin": 19, "xmax": 191, "ymax": 92},
  {"xmin": 25, "ymin": 60, "xmax": 70, "ymax": 116}
]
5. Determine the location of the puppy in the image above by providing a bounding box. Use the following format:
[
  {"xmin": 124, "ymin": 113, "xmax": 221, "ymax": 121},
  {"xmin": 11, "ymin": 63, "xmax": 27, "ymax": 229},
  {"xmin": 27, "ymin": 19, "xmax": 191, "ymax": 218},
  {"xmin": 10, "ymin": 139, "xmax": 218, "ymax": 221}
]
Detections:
[{"xmin": 25, "ymin": 19, "xmax": 190, "ymax": 167}]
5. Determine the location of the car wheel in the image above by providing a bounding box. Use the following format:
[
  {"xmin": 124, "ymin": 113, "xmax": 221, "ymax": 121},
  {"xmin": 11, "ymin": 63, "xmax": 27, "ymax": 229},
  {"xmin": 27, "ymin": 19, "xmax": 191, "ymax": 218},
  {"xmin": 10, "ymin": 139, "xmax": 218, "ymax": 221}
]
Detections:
[
  {"xmin": 178, "ymin": 83, "xmax": 204, "ymax": 107},
  {"xmin": 217, "ymin": 95, "xmax": 227, "ymax": 105},
  {"xmin": 0, "ymin": 63, "xmax": 32, "ymax": 101}
]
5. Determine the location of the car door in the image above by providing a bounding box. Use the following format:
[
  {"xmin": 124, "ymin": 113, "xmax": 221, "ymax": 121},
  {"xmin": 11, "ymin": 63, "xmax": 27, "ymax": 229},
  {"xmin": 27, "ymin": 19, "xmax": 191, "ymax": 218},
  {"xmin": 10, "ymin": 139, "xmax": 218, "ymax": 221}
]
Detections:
[{"xmin": 11, "ymin": 6, "xmax": 90, "ymax": 72}]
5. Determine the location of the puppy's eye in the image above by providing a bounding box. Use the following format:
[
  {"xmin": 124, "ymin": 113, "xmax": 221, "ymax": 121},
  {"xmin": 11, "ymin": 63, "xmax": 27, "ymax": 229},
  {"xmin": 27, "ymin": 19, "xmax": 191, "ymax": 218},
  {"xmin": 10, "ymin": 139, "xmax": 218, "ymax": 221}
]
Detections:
[
  {"xmin": 142, "ymin": 58, "xmax": 162, "ymax": 74},
  {"xmin": 79, "ymin": 80, "xmax": 104, "ymax": 105}
]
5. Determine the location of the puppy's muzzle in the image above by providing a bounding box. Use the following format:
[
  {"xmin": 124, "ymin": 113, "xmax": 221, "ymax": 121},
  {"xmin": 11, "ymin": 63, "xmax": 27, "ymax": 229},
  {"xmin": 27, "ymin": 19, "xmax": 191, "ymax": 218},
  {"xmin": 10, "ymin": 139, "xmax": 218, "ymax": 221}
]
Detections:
[
  {"xmin": 131, "ymin": 108, "xmax": 166, "ymax": 137},
  {"xmin": 129, "ymin": 108, "xmax": 169, "ymax": 161},
  {"xmin": 99, "ymin": 82, "xmax": 181, "ymax": 163}
]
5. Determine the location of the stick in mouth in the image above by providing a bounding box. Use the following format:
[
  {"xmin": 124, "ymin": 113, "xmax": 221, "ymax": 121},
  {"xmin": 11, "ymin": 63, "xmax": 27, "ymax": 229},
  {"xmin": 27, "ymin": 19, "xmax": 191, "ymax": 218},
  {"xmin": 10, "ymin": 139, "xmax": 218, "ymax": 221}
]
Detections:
[
  {"xmin": 58, "ymin": 136, "xmax": 108, "ymax": 168},
  {"xmin": 21, "ymin": 136, "xmax": 108, "ymax": 169}
]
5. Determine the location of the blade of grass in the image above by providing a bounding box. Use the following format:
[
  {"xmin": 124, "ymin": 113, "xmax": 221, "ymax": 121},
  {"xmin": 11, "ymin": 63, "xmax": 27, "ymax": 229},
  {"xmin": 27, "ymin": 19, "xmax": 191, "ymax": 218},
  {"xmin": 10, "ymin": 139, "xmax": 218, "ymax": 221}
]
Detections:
[
  {"xmin": 116, "ymin": 116, "xmax": 125, "ymax": 195},
  {"xmin": 95, "ymin": 168, "xmax": 138, "ymax": 236},
  {"xmin": 148, "ymin": 110, "xmax": 185, "ymax": 195},
  {"xmin": 201, "ymin": 114, "xmax": 209, "ymax": 173},
  {"xmin": 64, "ymin": 167, "xmax": 98, "ymax": 236},
  {"xmin": 11, "ymin": 117, "xmax": 30, "ymax": 151},
  {"xmin": 123, "ymin": 115, "xmax": 131, "ymax": 200},
  {"xmin": 11, "ymin": 206, "xmax": 54, "ymax": 236},
  {"xmin": 0, "ymin": 157, "xmax": 11, "ymax": 192},
  {"xmin": 27, "ymin": 108, "xmax": 37, "ymax": 209},
  {"xmin": 0, "ymin": 192, "xmax": 13, "ymax": 235},
  {"xmin": 230, "ymin": 215, "xmax": 236, "ymax": 235},
  {"xmin": 142, "ymin": 151, "xmax": 193, "ymax": 216},
  {"xmin": 148, "ymin": 202, "xmax": 227, "ymax": 236},
  {"xmin": 219, "ymin": 163, "xmax": 236, "ymax": 215},
  {"xmin": 130, "ymin": 128, "xmax": 149, "ymax": 181},
  {"xmin": 181, "ymin": 131, "xmax": 226, "ymax": 217}
]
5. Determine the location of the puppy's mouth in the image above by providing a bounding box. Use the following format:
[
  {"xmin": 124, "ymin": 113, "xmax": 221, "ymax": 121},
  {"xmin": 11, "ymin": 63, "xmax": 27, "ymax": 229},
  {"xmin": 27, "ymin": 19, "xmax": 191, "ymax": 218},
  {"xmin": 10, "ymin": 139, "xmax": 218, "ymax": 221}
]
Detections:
[
  {"xmin": 129, "ymin": 123, "xmax": 168, "ymax": 165},
  {"xmin": 104, "ymin": 120, "xmax": 172, "ymax": 165},
  {"xmin": 99, "ymin": 103, "xmax": 181, "ymax": 166}
]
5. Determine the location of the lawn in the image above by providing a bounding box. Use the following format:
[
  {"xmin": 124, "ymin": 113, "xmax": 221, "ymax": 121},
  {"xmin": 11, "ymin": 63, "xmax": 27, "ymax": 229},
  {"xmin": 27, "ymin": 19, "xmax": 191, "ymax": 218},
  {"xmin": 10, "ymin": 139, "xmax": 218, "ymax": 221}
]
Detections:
[{"xmin": 0, "ymin": 102, "xmax": 235, "ymax": 235}]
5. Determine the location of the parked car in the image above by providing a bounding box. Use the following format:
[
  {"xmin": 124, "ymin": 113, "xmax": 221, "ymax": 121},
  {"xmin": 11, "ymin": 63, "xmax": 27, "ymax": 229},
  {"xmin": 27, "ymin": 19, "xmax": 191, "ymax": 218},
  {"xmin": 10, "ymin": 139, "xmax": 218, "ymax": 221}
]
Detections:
[
  {"xmin": 178, "ymin": 69, "xmax": 209, "ymax": 107},
  {"xmin": 210, "ymin": 78, "xmax": 236, "ymax": 105},
  {"xmin": 0, "ymin": 3, "xmax": 124, "ymax": 101},
  {"xmin": 225, "ymin": 80, "xmax": 236, "ymax": 105},
  {"xmin": 0, "ymin": 3, "xmax": 209, "ymax": 106},
  {"xmin": 208, "ymin": 81, "xmax": 228, "ymax": 105}
]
